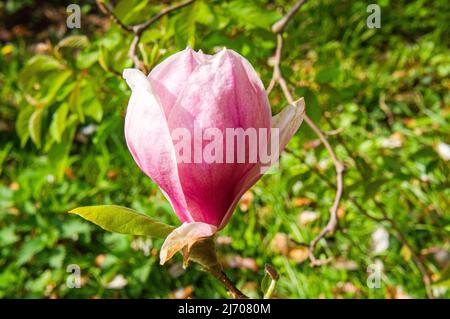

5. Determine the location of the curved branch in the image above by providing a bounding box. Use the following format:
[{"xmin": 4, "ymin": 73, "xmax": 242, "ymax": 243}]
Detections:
[
  {"xmin": 97, "ymin": 0, "xmax": 196, "ymax": 73},
  {"xmin": 272, "ymin": 0, "xmax": 308, "ymax": 33},
  {"xmin": 268, "ymin": 0, "xmax": 344, "ymax": 266}
]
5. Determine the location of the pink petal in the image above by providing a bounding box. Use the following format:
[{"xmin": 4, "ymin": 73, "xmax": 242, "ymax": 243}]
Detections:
[
  {"xmin": 167, "ymin": 50, "xmax": 271, "ymax": 227},
  {"xmin": 123, "ymin": 68, "xmax": 192, "ymax": 223},
  {"xmin": 218, "ymin": 98, "xmax": 305, "ymax": 229},
  {"xmin": 148, "ymin": 48, "xmax": 200, "ymax": 117}
]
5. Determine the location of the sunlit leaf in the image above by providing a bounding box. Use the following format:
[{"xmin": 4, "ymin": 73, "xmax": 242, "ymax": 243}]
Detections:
[
  {"xmin": 69, "ymin": 205, "xmax": 174, "ymax": 238},
  {"xmin": 28, "ymin": 108, "xmax": 44, "ymax": 148}
]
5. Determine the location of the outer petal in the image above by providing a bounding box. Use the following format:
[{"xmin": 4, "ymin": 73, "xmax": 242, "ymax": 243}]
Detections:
[
  {"xmin": 218, "ymin": 98, "xmax": 305, "ymax": 229},
  {"xmin": 123, "ymin": 68, "xmax": 192, "ymax": 223},
  {"xmin": 148, "ymin": 48, "xmax": 200, "ymax": 117},
  {"xmin": 159, "ymin": 222, "xmax": 217, "ymax": 266},
  {"xmin": 167, "ymin": 49, "xmax": 271, "ymax": 227}
]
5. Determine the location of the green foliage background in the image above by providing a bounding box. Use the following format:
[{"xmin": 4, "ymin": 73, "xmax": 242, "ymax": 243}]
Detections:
[{"xmin": 0, "ymin": 0, "xmax": 449, "ymax": 298}]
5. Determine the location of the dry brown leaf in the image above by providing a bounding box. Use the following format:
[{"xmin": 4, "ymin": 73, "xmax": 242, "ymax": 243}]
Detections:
[
  {"xmin": 337, "ymin": 206, "xmax": 346, "ymax": 220},
  {"xmin": 223, "ymin": 255, "xmax": 258, "ymax": 272},
  {"xmin": 288, "ymin": 247, "xmax": 309, "ymax": 263},
  {"xmin": 400, "ymin": 245, "xmax": 412, "ymax": 262},
  {"xmin": 332, "ymin": 281, "xmax": 361, "ymax": 299},
  {"xmin": 303, "ymin": 139, "xmax": 321, "ymax": 150},
  {"xmin": 402, "ymin": 118, "xmax": 415, "ymax": 127},
  {"xmin": 381, "ymin": 132, "xmax": 403, "ymax": 149},
  {"xmin": 170, "ymin": 286, "xmax": 194, "ymax": 299},
  {"xmin": 107, "ymin": 170, "xmax": 118, "ymax": 179},
  {"xmin": 385, "ymin": 285, "xmax": 412, "ymax": 299},
  {"xmin": 298, "ymin": 211, "xmax": 319, "ymax": 226},
  {"xmin": 333, "ymin": 257, "xmax": 359, "ymax": 270},
  {"xmin": 239, "ymin": 191, "xmax": 254, "ymax": 212},
  {"xmin": 9, "ymin": 182, "xmax": 19, "ymax": 191},
  {"xmin": 95, "ymin": 254, "xmax": 105, "ymax": 267},
  {"xmin": 106, "ymin": 275, "xmax": 127, "ymax": 289},
  {"xmin": 168, "ymin": 262, "xmax": 185, "ymax": 278},
  {"xmin": 64, "ymin": 167, "xmax": 76, "ymax": 180},
  {"xmin": 216, "ymin": 235, "xmax": 232, "ymax": 245},
  {"xmin": 293, "ymin": 197, "xmax": 313, "ymax": 207},
  {"xmin": 270, "ymin": 233, "xmax": 290, "ymax": 255}
]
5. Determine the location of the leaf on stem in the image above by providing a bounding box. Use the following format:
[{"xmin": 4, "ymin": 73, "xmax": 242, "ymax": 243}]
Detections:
[{"xmin": 69, "ymin": 205, "xmax": 174, "ymax": 238}]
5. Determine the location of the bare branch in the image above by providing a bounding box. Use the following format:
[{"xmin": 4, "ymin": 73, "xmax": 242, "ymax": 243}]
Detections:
[
  {"xmin": 97, "ymin": 0, "xmax": 196, "ymax": 72},
  {"xmin": 268, "ymin": 0, "xmax": 344, "ymax": 266},
  {"xmin": 208, "ymin": 269, "xmax": 249, "ymax": 299},
  {"xmin": 133, "ymin": 0, "xmax": 195, "ymax": 34},
  {"xmin": 96, "ymin": 0, "xmax": 132, "ymax": 32},
  {"xmin": 272, "ymin": 0, "xmax": 308, "ymax": 33}
]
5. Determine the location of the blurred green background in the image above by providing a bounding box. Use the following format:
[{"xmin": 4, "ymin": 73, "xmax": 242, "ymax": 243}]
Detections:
[{"xmin": 0, "ymin": 0, "xmax": 449, "ymax": 298}]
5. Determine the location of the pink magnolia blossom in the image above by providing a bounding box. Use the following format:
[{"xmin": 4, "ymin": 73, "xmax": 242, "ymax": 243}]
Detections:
[{"xmin": 123, "ymin": 48, "xmax": 304, "ymax": 262}]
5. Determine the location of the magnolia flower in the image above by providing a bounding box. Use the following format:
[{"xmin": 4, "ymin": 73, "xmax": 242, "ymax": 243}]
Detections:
[{"xmin": 123, "ymin": 48, "xmax": 304, "ymax": 263}]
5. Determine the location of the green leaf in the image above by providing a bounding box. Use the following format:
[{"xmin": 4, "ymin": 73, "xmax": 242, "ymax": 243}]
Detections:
[
  {"xmin": 69, "ymin": 80, "xmax": 84, "ymax": 123},
  {"xmin": 16, "ymin": 105, "xmax": 34, "ymax": 147},
  {"xmin": 84, "ymin": 98, "xmax": 103, "ymax": 122},
  {"xmin": 28, "ymin": 108, "xmax": 44, "ymax": 148},
  {"xmin": 69, "ymin": 205, "xmax": 174, "ymax": 238},
  {"xmin": 16, "ymin": 237, "xmax": 46, "ymax": 266},
  {"xmin": 316, "ymin": 61, "xmax": 341, "ymax": 84},
  {"xmin": 225, "ymin": 0, "xmax": 281, "ymax": 30},
  {"xmin": 261, "ymin": 264, "xmax": 279, "ymax": 299},
  {"xmin": 50, "ymin": 103, "xmax": 69, "ymax": 143},
  {"xmin": 56, "ymin": 35, "xmax": 89, "ymax": 51},
  {"xmin": 18, "ymin": 55, "xmax": 62, "ymax": 91},
  {"xmin": 364, "ymin": 178, "xmax": 387, "ymax": 200},
  {"xmin": 76, "ymin": 51, "xmax": 99, "ymax": 69},
  {"xmin": 40, "ymin": 70, "xmax": 72, "ymax": 106},
  {"xmin": 260, "ymin": 272, "xmax": 271, "ymax": 295},
  {"xmin": 173, "ymin": 2, "xmax": 198, "ymax": 48},
  {"xmin": 0, "ymin": 142, "xmax": 13, "ymax": 175}
]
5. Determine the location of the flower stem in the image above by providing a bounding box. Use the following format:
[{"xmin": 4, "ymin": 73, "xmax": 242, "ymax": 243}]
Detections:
[
  {"xmin": 208, "ymin": 269, "xmax": 249, "ymax": 299},
  {"xmin": 263, "ymin": 279, "xmax": 276, "ymax": 299}
]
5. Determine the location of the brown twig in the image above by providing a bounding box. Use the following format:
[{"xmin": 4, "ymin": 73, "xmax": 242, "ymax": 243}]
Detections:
[
  {"xmin": 272, "ymin": 0, "xmax": 308, "ymax": 33},
  {"xmin": 208, "ymin": 269, "xmax": 249, "ymax": 299},
  {"xmin": 333, "ymin": 117, "xmax": 435, "ymax": 299},
  {"xmin": 372, "ymin": 200, "xmax": 435, "ymax": 299},
  {"xmin": 349, "ymin": 196, "xmax": 434, "ymax": 298},
  {"xmin": 268, "ymin": 0, "xmax": 344, "ymax": 266},
  {"xmin": 96, "ymin": 0, "xmax": 133, "ymax": 32},
  {"xmin": 96, "ymin": 0, "xmax": 196, "ymax": 73}
]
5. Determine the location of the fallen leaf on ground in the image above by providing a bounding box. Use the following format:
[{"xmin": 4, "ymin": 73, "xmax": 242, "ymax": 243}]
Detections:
[
  {"xmin": 170, "ymin": 286, "xmax": 194, "ymax": 299},
  {"xmin": 288, "ymin": 247, "xmax": 309, "ymax": 263},
  {"xmin": 298, "ymin": 211, "xmax": 319, "ymax": 225},
  {"xmin": 223, "ymin": 255, "xmax": 258, "ymax": 272}
]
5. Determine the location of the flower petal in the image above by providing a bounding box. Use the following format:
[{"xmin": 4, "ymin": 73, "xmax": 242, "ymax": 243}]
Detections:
[
  {"xmin": 167, "ymin": 50, "xmax": 271, "ymax": 227},
  {"xmin": 123, "ymin": 68, "xmax": 192, "ymax": 223},
  {"xmin": 218, "ymin": 99, "xmax": 305, "ymax": 229},
  {"xmin": 159, "ymin": 222, "xmax": 217, "ymax": 267},
  {"xmin": 148, "ymin": 48, "xmax": 200, "ymax": 117},
  {"xmin": 271, "ymin": 98, "xmax": 305, "ymax": 152}
]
